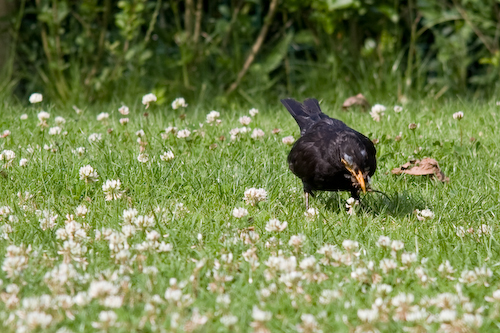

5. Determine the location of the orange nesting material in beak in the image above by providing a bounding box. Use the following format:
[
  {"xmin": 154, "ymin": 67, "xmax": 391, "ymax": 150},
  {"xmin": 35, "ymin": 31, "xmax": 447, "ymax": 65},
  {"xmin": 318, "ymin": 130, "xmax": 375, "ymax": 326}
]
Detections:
[{"xmin": 341, "ymin": 158, "xmax": 367, "ymax": 194}]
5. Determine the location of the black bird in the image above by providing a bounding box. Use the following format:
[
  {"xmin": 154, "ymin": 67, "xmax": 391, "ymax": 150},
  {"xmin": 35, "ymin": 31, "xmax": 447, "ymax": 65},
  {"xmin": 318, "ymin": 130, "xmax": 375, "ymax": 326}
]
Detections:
[{"xmin": 281, "ymin": 98, "xmax": 377, "ymax": 209}]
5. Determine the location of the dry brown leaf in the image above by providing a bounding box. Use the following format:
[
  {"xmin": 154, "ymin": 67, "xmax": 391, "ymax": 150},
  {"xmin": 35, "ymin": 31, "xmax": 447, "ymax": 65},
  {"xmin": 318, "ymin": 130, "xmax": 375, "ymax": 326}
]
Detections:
[
  {"xmin": 342, "ymin": 93, "xmax": 371, "ymax": 111},
  {"xmin": 391, "ymin": 157, "xmax": 449, "ymax": 182}
]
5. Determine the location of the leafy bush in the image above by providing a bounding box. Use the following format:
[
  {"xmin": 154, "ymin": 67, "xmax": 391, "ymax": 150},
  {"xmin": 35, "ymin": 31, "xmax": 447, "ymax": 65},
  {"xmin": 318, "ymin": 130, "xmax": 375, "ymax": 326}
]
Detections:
[{"xmin": 1, "ymin": 0, "xmax": 499, "ymax": 103}]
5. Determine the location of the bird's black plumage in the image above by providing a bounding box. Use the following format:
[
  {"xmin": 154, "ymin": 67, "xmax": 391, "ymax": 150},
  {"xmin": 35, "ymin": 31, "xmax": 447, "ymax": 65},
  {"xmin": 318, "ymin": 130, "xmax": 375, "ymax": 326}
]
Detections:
[{"xmin": 281, "ymin": 98, "xmax": 377, "ymax": 208}]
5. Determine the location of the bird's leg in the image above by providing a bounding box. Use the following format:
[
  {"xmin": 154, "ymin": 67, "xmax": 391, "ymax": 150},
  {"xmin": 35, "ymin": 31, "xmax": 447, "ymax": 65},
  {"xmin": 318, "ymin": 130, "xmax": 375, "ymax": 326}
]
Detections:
[{"xmin": 305, "ymin": 192, "xmax": 309, "ymax": 210}]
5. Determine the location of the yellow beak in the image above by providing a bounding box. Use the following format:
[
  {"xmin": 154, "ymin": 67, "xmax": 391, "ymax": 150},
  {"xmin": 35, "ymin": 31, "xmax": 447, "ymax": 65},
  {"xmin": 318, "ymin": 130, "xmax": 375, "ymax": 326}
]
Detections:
[
  {"xmin": 355, "ymin": 170, "xmax": 366, "ymax": 194},
  {"xmin": 341, "ymin": 158, "xmax": 367, "ymax": 194}
]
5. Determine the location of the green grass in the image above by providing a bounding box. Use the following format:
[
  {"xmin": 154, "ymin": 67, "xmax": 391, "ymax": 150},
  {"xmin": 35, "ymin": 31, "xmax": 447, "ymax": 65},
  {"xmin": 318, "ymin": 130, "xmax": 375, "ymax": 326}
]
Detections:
[{"xmin": 0, "ymin": 98, "xmax": 499, "ymax": 332}]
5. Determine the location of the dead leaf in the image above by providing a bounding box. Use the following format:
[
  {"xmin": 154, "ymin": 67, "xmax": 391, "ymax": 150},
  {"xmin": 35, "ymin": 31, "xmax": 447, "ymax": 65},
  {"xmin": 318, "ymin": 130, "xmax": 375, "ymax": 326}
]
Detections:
[
  {"xmin": 342, "ymin": 93, "xmax": 371, "ymax": 111},
  {"xmin": 391, "ymin": 157, "xmax": 449, "ymax": 182}
]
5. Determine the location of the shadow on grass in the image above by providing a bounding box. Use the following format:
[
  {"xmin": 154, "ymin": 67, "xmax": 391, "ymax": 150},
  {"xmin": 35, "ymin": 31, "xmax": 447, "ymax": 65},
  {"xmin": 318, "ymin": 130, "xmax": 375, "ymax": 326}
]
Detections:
[
  {"xmin": 361, "ymin": 190, "xmax": 428, "ymax": 217},
  {"xmin": 316, "ymin": 190, "xmax": 427, "ymax": 217}
]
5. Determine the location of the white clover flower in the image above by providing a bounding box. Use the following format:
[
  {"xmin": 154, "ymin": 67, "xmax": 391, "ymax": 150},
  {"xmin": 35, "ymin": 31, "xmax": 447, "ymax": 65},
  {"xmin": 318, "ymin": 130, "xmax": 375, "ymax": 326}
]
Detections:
[
  {"xmin": 342, "ymin": 239, "xmax": 359, "ymax": 251},
  {"xmin": 24, "ymin": 311, "xmax": 53, "ymax": 329},
  {"xmin": 438, "ymin": 309, "xmax": 457, "ymax": 322},
  {"xmin": 102, "ymin": 179, "xmax": 123, "ymax": 201},
  {"xmin": 165, "ymin": 126, "xmax": 177, "ymax": 134},
  {"xmin": 455, "ymin": 226, "xmax": 466, "ymax": 237},
  {"xmin": 79, "ymin": 165, "xmax": 99, "ymax": 183},
  {"xmin": 119, "ymin": 118, "xmax": 129, "ymax": 125},
  {"xmin": 29, "ymin": 93, "xmax": 43, "ymax": 104},
  {"xmin": 463, "ymin": 313, "xmax": 483, "ymax": 328},
  {"xmin": 142, "ymin": 93, "xmax": 157, "ymax": 108},
  {"xmin": 265, "ymin": 219, "xmax": 287, "ymax": 232},
  {"xmin": 73, "ymin": 147, "xmax": 86, "ymax": 157},
  {"xmin": 296, "ymin": 313, "xmax": 320, "ymax": 333},
  {"xmin": 282, "ymin": 136, "xmax": 295, "ymax": 145},
  {"xmin": 118, "ymin": 105, "xmax": 129, "ymax": 115},
  {"xmin": 299, "ymin": 256, "xmax": 316, "ymax": 270},
  {"xmin": 96, "ymin": 113, "xmax": 109, "ymax": 122},
  {"xmin": 19, "ymin": 158, "xmax": 28, "ymax": 167},
  {"xmin": 220, "ymin": 314, "xmax": 238, "ymax": 327},
  {"xmin": 289, "ymin": 234, "xmax": 305, "ymax": 249},
  {"xmin": 485, "ymin": 289, "xmax": 500, "ymax": 302},
  {"xmin": 319, "ymin": 289, "xmax": 342, "ymax": 305},
  {"xmin": 160, "ymin": 151, "xmax": 174, "ymax": 162},
  {"xmin": 161, "ymin": 126, "xmax": 177, "ymax": 139},
  {"xmin": 232, "ymin": 207, "xmax": 248, "ymax": 218},
  {"xmin": 122, "ymin": 208, "xmax": 138, "ymax": 224},
  {"xmin": 304, "ymin": 207, "xmax": 318, "ymax": 219},
  {"xmin": 380, "ymin": 258, "xmax": 397, "ymax": 274},
  {"xmin": 92, "ymin": 310, "xmax": 118, "ymax": 329},
  {"xmin": 48, "ymin": 126, "xmax": 62, "ymax": 135},
  {"xmin": 416, "ymin": 209, "xmax": 434, "ymax": 221},
  {"xmin": 132, "ymin": 215, "xmax": 155, "ymax": 229},
  {"xmin": 249, "ymin": 108, "xmax": 259, "ymax": 117},
  {"xmin": 377, "ymin": 235, "xmax": 391, "ymax": 248},
  {"xmin": 239, "ymin": 116, "xmax": 251, "ymax": 126},
  {"xmin": 2, "ymin": 244, "xmax": 31, "ymax": 278},
  {"xmin": 345, "ymin": 197, "xmax": 359, "ymax": 215},
  {"xmin": 391, "ymin": 240, "xmax": 405, "ymax": 252},
  {"xmin": 453, "ymin": 111, "xmax": 464, "ymax": 120},
  {"xmin": 206, "ymin": 111, "xmax": 220, "ymax": 124},
  {"xmin": 37, "ymin": 111, "xmax": 50, "ymax": 121},
  {"xmin": 401, "ymin": 252, "xmax": 417, "ymax": 266},
  {"xmin": 88, "ymin": 133, "xmax": 102, "ymax": 143},
  {"xmin": 171, "ymin": 97, "xmax": 187, "ymax": 109},
  {"xmin": 376, "ymin": 284, "xmax": 393, "ymax": 295},
  {"xmin": 177, "ymin": 129, "xmax": 191, "ymax": 139},
  {"xmin": 229, "ymin": 128, "xmax": 240, "ymax": 140},
  {"xmin": 54, "ymin": 116, "xmax": 66, "ymax": 126},
  {"xmin": 370, "ymin": 104, "xmax": 386, "ymax": 122},
  {"xmin": 216, "ymin": 294, "xmax": 231, "ymax": 306},
  {"xmin": 135, "ymin": 129, "xmax": 145, "ymax": 137},
  {"xmin": 44, "ymin": 144, "xmax": 57, "ymax": 153},
  {"xmin": 20, "ymin": 114, "xmax": 28, "ymax": 120},
  {"xmin": 137, "ymin": 153, "xmax": 149, "ymax": 163},
  {"xmin": 394, "ymin": 105, "xmax": 403, "ymax": 113},
  {"xmin": 478, "ymin": 224, "xmax": 492, "ymax": 236},
  {"xmin": 103, "ymin": 295, "xmax": 123, "ymax": 308},
  {"xmin": 243, "ymin": 187, "xmax": 267, "ymax": 206},
  {"xmin": 0, "ymin": 150, "xmax": 16, "ymax": 163},
  {"xmin": 38, "ymin": 209, "xmax": 58, "ymax": 231},
  {"xmin": 251, "ymin": 128, "xmax": 265, "ymax": 139},
  {"xmin": 252, "ymin": 306, "xmax": 271, "ymax": 322},
  {"xmin": 357, "ymin": 308, "xmax": 379, "ymax": 323},
  {"xmin": 75, "ymin": 204, "xmax": 88, "ymax": 217},
  {"xmin": 1, "ymin": 130, "xmax": 10, "ymax": 138}
]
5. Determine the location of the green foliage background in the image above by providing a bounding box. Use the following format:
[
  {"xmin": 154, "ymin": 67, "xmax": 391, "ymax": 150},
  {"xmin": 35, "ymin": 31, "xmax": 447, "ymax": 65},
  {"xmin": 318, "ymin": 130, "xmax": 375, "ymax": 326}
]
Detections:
[{"xmin": 1, "ymin": 0, "xmax": 500, "ymax": 104}]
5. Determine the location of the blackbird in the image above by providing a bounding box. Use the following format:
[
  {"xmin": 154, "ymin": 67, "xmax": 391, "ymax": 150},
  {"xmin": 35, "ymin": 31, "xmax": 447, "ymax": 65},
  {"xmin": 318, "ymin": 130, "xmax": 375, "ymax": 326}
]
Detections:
[{"xmin": 281, "ymin": 98, "xmax": 376, "ymax": 209}]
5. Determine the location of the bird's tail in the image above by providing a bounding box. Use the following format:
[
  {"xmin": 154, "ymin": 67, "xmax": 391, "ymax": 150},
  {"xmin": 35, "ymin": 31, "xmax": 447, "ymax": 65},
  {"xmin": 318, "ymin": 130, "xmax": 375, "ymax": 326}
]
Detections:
[{"xmin": 280, "ymin": 98, "xmax": 327, "ymax": 135}]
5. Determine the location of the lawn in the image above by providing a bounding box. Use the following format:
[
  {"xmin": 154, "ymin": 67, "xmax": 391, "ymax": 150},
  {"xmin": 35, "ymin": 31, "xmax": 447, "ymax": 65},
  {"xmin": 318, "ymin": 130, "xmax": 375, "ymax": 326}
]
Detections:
[{"xmin": 0, "ymin": 96, "xmax": 499, "ymax": 332}]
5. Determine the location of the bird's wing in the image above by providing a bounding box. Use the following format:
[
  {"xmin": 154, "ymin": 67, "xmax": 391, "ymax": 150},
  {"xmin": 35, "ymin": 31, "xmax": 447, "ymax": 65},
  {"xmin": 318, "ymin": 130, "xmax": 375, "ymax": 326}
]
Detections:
[
  {"xmin": 288, "ymin": 139, "xmax": 343, "ymax": 181},
  {"xmin": 327, "ymin": 129, "xmax": 376, "ymax": 176}
]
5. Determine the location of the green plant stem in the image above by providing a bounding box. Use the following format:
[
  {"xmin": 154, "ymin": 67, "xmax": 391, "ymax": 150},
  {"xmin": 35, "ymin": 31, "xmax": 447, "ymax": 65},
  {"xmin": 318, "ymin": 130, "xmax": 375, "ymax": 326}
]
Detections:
[
  {"xmin": 144, "ymin": 0, "xmax": 162, "ymax": 44},
  {"xmin": 4, "ymin": 0, "xmax": 26, "ymax": 83}
]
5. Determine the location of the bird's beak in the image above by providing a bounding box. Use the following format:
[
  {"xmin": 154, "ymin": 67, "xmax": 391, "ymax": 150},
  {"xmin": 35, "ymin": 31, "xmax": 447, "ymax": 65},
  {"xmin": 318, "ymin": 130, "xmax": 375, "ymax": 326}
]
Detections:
[
  {"xmin": 355, "ymin": 170, "xmax": 366, "ymax": 194},
  {"xmin": 341, "ymin": 158, "xmax": 367, "ymax": 194}
]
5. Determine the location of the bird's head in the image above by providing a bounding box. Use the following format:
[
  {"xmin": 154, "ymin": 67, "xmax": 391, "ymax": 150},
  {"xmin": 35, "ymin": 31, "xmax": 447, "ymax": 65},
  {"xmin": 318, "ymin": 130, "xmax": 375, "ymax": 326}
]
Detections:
[{"xmin": 341, "ymin": 155, "xmax": 370, "ymax": 194}]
